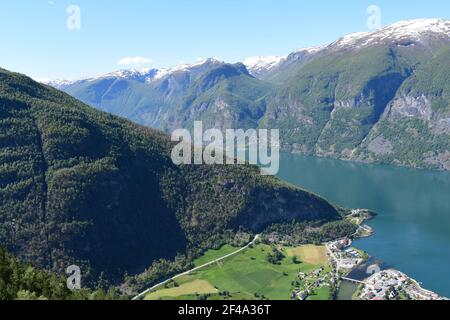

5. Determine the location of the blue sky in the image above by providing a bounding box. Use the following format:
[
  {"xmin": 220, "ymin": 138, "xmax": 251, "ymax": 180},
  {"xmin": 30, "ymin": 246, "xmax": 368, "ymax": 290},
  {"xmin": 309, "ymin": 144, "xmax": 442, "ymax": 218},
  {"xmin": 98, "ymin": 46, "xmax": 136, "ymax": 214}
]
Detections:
[{"xmin": 0, "ymin": 0, "xmax": 449, "ymax": 80}]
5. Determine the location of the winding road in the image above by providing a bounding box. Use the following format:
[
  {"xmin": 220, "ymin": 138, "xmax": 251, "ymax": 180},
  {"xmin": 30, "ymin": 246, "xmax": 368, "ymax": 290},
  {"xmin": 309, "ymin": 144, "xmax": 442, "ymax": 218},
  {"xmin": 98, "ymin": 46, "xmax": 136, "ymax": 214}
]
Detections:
[{"xmin": 132, "ymin": 234, "xmax": 260, "ymax": 300}]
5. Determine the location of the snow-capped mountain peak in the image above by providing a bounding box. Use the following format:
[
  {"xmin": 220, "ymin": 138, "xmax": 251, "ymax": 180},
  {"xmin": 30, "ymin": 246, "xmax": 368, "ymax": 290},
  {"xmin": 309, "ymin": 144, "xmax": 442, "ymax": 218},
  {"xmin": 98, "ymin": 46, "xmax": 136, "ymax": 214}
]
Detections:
[
  {"xmin": 103, "ymin": 69, "xmax": 147, "ymax": 79},
  {"xmin": 291, "ymin": 46, "xmax": 323, "ymax": 55},
  {"xmin": 329, "ymin": 18, "xmax": 450, "ymax": 50},
  {"xmin": 242, "ymin": 19, "xmax": 450, "ymax": 78},
  {"xmin": 243, "ymin": 56, "xmax": 286, "ymax": 77},
  {"xmin": 43, "ymin": 78, "xmax": 84, "ymax": 90},
  {"xmin": 383, "ymin": 18, "xmax": 450, "ymax": 37},
  {"xmin": 41, "ymin": 58, "xmax": 226, "ymax": 89},
  {"xmin": 42, "ymin": 69, "xmax": 155, "ymax": 89},
  {"xmin": 167, "ymin": 58, "xmax": 222, "ymax": 73},
  {"xmin": 330, "ymin": 32, "xmax": 370, "ymax": 48}
]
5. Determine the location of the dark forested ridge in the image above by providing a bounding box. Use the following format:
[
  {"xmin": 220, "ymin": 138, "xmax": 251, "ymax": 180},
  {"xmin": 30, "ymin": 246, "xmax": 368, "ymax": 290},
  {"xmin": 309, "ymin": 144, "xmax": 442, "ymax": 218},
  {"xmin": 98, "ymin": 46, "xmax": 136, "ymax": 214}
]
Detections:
[
  {"xmin": 0, "ymin": 246, "xmax": 123, "ymax": 300},
  {"xmin": 0, "ymin": 68, "xmax": 342, "ymax": 285}
]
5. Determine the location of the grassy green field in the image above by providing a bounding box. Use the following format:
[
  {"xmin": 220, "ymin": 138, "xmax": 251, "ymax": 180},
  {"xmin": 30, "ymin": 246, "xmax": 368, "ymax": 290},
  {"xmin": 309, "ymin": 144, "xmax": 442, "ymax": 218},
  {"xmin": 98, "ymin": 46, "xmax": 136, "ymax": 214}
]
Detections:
[
  {"xmin": 307, "ymin": 286, "xmax": 332, "ymax": 300},
  {"xmin": 144, "ymin": 279, "xmax": 218, "ymax": 300},
  {"xmin": 145, "ymin": 244, "xmax": 332, "ymax": 301},
  {"xmin": 286, "ymin": 245, "xmax": 329, "ymax": 265},
  {"xmin": 194, "ymin": 245, "xmax": 239, "ymax": 267}
]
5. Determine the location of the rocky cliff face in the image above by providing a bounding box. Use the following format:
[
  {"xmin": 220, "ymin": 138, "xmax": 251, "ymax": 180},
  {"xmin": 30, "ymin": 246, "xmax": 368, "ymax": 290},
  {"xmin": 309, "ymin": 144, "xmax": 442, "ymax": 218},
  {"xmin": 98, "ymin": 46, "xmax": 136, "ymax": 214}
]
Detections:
[
  {"xmin": 353, "ymin": 45, "xmax": 450, "ymax": 170},
  {"xmin": 355, "ymin": 92, "xmax": 450, "ymax": 170}
]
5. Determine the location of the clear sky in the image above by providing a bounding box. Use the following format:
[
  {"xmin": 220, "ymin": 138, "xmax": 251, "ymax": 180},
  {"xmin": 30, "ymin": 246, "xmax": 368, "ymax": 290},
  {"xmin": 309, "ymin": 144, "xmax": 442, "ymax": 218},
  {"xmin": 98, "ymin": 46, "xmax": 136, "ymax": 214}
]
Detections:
[{"xmin": 0, "ymin": 0, "xmax": 449, "ymax": 80}]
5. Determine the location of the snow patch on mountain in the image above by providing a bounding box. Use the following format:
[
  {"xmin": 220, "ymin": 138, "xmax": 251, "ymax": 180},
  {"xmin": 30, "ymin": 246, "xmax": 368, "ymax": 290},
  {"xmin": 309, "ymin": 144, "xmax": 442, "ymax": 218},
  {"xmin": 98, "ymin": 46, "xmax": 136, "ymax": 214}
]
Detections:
[
  {"xmin": 42, "ymin": 58, "xmax": 225, "ymax": 89},
  {"xmin": 329, "ymin": 18, "xmax": 450, "ymax": 50},
  {"xmin": 291, "ymin": 46, "xmax": 323, "ymax": 55},
  {"xmin": 330, "ymin": 32, "xmax": 370, "ymax": 48},
  {"xmin": 43, "ymin": 77, "xmax": 95, "ymax": 90},
  {"xmin": 384, "ymin": 18, "xmax": 450, "ymax": 37},
  {"xmin": 167, "ymin": 58, "xmax": 222, "ymax": 73},
  {"xmin": 243, "ymin": 56, "xmax": 286, "ymax": 76}
]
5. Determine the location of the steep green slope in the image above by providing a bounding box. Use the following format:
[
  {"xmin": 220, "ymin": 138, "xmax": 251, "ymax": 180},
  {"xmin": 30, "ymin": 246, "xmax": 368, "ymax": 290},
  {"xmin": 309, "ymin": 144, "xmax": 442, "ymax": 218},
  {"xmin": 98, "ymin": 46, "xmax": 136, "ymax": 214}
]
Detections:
[
  {"xmin": 168, "ymin": 63, "xmax": 272, "ymax": 131},
  {"xmin": 64, "ymin": 77, "xmax": 173, "ymax": 130},
  {"xmin": 0, "ymin": 68, "xmax": 341, "ymax": 284},
  {"xmin": 261, "ymin": 45, "xmax": 416, "ymax": 156},
  {"xmin": 355, "ymin": 46, "xmax": 450, "ymax": 169},
  {"xmin": 65, "ymin": 59, "xmax": 224, "ymax": 129},
  {"xmin": 402, "ymin": 46, "xmax": 450, "ymax": 113}
]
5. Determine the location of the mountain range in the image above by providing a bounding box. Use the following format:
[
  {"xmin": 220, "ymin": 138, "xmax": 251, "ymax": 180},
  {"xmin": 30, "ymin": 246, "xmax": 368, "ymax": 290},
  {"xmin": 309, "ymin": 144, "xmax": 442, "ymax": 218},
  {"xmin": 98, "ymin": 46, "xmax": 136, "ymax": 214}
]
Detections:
[{"xmin": 46, "ymin": 19, "xmax": 450, "ymax": 171}]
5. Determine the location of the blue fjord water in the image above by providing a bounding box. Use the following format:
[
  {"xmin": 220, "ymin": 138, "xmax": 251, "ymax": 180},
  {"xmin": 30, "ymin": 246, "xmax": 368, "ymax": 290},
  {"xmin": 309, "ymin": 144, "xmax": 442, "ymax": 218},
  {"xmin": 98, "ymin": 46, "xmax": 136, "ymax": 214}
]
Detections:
[{"xmin": 276, "ymin": 152, "xmax": 450, "ymax": 297}]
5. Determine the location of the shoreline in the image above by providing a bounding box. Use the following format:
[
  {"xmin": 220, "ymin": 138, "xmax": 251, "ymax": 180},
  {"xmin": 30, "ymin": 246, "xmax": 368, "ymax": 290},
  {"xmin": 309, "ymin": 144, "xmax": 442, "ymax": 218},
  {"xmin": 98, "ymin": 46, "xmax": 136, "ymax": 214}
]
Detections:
[{"xmin": 339, "ymin": 209, "xmax": 445, "ymax": 300}]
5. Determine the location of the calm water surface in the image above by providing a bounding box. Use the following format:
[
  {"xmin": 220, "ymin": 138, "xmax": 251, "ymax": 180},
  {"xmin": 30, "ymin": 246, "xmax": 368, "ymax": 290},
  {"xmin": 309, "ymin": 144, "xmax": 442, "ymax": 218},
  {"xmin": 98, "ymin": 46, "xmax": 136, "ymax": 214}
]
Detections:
[{"xmin": 277, "ymin": 153, "xmax": 450, "ymax": 297}]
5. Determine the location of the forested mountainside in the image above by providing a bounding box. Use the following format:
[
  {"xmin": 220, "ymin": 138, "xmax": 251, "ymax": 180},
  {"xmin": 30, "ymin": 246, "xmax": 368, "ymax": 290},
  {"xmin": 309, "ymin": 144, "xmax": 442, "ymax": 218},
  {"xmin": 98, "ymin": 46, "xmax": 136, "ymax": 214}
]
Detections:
[
  {"xmin": 53, "ymin": 19, "xmax": 450, "ymax": 170},
  {"xmin": 0, "ymin": 246, "xmax": 122, "ymax": 300},
  {"xmin": 0, "ymin": 68, "xmax": 341, "ymax": 284}
]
